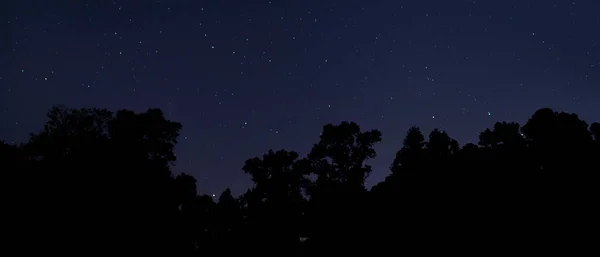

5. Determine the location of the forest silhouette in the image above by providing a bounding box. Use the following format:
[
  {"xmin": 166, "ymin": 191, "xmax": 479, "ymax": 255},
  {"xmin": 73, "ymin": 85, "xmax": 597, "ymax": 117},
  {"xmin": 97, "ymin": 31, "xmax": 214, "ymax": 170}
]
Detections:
[{"xmin": 3, "ymin": 105, "xmax": 598, "ymax": 255}]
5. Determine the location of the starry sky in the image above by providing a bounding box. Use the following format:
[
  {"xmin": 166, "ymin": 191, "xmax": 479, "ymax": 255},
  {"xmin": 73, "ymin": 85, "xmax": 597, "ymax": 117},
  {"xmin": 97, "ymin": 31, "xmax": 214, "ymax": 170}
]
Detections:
[{"xmin": 2, "ymin": 0, "xmax": 599, "ymax": 196}]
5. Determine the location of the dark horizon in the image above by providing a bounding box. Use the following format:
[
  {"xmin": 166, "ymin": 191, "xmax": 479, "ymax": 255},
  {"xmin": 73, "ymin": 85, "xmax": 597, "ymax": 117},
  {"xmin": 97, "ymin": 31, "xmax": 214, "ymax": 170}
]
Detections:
[{"xmin": 3, "ymin": 105, "xmax": 598, "ymax": 255}]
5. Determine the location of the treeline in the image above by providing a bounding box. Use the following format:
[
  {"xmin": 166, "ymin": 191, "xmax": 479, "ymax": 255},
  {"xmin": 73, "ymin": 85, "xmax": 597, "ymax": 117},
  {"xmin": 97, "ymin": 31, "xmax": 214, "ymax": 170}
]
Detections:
[{"xmin": 2, "ymin": 105, "xmax": 599, "ymax": 255}]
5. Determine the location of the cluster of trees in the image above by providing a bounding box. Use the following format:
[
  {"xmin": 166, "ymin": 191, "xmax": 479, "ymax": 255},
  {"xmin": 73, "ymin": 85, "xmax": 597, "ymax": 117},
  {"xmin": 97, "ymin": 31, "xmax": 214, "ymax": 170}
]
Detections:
[{"xmin": 2, "ymin": 105, "xmax": 598, "ymax": 255}]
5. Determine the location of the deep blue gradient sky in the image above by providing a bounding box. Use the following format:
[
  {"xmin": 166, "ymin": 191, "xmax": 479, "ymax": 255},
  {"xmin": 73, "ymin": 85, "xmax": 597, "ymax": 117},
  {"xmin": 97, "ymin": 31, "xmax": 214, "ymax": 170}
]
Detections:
[{"xmin": 2, "ymin": 0, "xmax": 599, "ymax": 196}]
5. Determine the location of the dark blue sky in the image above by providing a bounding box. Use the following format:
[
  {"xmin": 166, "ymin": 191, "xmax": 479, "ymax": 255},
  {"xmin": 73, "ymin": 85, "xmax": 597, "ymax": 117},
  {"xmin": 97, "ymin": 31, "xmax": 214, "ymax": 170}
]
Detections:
[{"xmin": 2, "ymin": 0, "xmax": 599, "ymax": 196}]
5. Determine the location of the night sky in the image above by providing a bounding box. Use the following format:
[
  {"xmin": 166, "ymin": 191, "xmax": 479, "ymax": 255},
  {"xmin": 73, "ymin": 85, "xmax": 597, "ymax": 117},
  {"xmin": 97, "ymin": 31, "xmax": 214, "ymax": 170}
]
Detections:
[{"xmin": 2, "ymin": 0, "xmax": 599, "ymax": 196}]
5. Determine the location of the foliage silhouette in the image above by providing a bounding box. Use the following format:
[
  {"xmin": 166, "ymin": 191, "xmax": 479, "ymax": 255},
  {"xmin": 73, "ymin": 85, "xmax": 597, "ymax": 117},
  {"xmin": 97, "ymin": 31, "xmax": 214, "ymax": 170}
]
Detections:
[{"xmin": 3, "ymin": 105, "xmax": 598, "ymax": 255}]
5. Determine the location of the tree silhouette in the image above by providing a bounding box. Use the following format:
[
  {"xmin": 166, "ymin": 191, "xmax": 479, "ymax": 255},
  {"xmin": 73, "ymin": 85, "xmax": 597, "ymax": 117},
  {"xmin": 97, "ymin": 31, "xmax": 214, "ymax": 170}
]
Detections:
[
  {"xmin": 4, "ymin": 106, "xmax": 598, "ymax": 256},
  {"xmin": 390, "ymin": 126, "xmax": 425, "ymax": 174},
  {"xmin": 6, "ymin": 105, "xmax": 185, "ymax": 255},
  {"xmin": 425, "ymin": 128, "xmax": 459, "ymax": 170},
  {"xmin": 241, "ymin": 149, "xmax": 308, "ymax": 255},
  {"xmin": 521, "ymin": 108, "xmax": 593, "ymax": 171},
  {"xmin": 477, "ymin": 121, "xmax": 531, "ymax": 173},
  {"xmin": 302, "ymin": 121, "xmax": 381, "ymax": 255},
  {"xmin": 591, "ymin": 122, "xmax": 600, "ymax": 141},
  {"xmin": 307, "ymin": 121, "xmax": 382, "ymax": 190}
]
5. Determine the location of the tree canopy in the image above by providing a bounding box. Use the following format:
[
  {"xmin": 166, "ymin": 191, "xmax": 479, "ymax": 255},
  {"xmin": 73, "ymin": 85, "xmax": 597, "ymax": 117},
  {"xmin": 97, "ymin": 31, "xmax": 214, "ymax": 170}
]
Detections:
[{"xmin": 2, "ymin": 105, "xmax": 598, "ymax": 255}]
